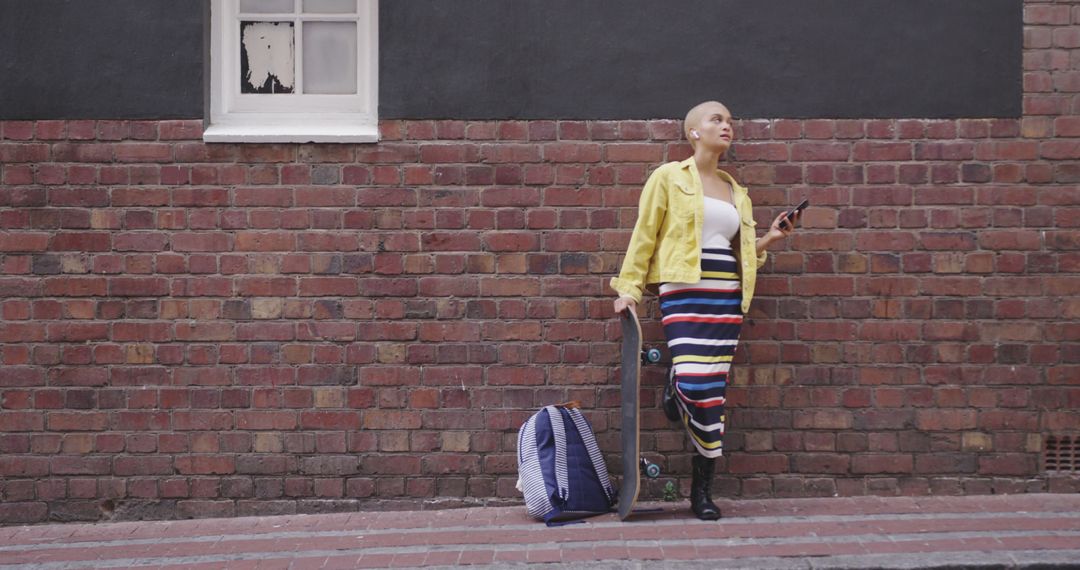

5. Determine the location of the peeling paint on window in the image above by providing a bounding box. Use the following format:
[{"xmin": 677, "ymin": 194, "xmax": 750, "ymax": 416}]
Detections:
[{"xmin": 240, "ymin": 21, "xmax": 295, "ymax": 94}]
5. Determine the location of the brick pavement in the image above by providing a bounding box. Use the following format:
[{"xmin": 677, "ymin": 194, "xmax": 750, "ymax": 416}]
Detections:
[{"xmin": 1, "ymin": 494, "xmax": 1079, "ymax": 568}]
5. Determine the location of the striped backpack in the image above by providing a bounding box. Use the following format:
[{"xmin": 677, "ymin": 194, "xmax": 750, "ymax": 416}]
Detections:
[{"xmin": 516, "ymin": 404, "xmax": 617, "ymax": 525}]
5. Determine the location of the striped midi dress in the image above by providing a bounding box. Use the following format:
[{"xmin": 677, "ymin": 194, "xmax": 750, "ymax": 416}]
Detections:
[{"xmin": 659, "ymin": 196, "xmax": 743, "ymax": 458}]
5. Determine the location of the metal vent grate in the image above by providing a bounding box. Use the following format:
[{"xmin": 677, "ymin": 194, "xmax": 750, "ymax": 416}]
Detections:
[{"xmin": 1044, "ymin": 435, "xmax": 1079, "ymax": 473}]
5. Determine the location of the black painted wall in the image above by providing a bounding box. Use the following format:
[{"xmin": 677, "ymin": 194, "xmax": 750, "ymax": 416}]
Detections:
[
  {"xmin": 380, "ymin": 0, "xmax": 1022, "ymax": 119},
  {"xmin": 0, "ymin": 0, "xmax": 1021, "ymax": 120},
  {"xmin": 0, "ymin": 0, "xmax": 206, "ymax": 120}
]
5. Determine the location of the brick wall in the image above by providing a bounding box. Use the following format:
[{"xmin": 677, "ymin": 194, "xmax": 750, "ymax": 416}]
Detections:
[{"xmin": 1, "ymin": 1, "xmax": 1078, "ymax": 524}]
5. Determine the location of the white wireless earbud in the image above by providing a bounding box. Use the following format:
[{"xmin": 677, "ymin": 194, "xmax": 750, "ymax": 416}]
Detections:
[{"xmin": 692, "ymin": 131, "xmax": 700, "ymax": 139}]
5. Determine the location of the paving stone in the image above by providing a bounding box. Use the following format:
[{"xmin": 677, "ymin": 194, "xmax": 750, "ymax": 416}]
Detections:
[{"xmin": 1, "ymin": 495, "xmax": 1079, "ymax": 569}]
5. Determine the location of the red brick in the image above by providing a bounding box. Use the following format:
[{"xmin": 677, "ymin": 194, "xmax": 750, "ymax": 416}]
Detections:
[
  {"xmin": 1041, "ymin": 139, "xmax": 1080, "ymax": 159},
  {"xmin": 979, "ymin": 230, "xmax": 1041, "ymax": 250},
  {"xmin": 0, "ymin": 412, "xmax": 45, "ymax": 432},
  {"xmin": 175, "ymin": 456, "xmax": 236, "ymax": 475},
  {"xmin": 114, "ymin": 456, "xmax": 173, "ymax": 476},
  {"xmin": 481, "ymin": 144, "xmax": 542, "ymax": 163},
  {"xmin": 793, "ymin": 277, "xmax": 854, "ymax": 296},
  {"xmin": 543, "ymin": 143, "xmax": 602, "ymax": 163},
  {"xmin": 790, "ymin": 142, "xmax": 846, "ymax": 163},
  {"xmin": 237, "ymin": 144, "xmax": 295, "ymax": 162},
  {"xmin": 1053, "ymin": 27, "xmax": 1080, "ymax": 49},
  {"xmin": 605, "ymin": 143, "xmax": 664, "ymax": 162},
  {"xmin": 172, "ymin": 411, "xmax": 233, "ymax": 431},
  {"xmin": 728, "ymin": 454, "xmax": 789, "ymax": 474},
  {"xmin": 978, "ymin": 454, "xmax": 1038, "ymax": 477},
  {"xmin": 1056, "ymin": 116, "xmax": 1080, "ymax": 137},
  {"xmin": 1025, "ymin": 4, "xmax": 1070, "ymax": 24},
  {"xmin": 736, "ymin": 142, "xmax": 789, "ymax": 161},
  {"xmin": 847, "ymin": 454, "xmax": 911, "ymax": 474},
  {"xmin": 497, "ymin": 121, "xmax": 528, "ymax": 140},
  {"xmin": 915, "ymin": 409, "xmax": 976, "ymax": 430},
  {"xmin": 973, "ymin": 141, "xmax": 1038, "ymax": 161},
  {"xmin": 1024, "ymin": 94, "xmax": 1070, "ymax": 115},
  {"xmin": 235, "ymin": 232, "xmax": 296, "ymax": 251},
  {"xmin": 916, "ymin": 454, "xmax": 977, "ymax": 474},
  {"xmin": 2, "ymin": 121, "xmax": 35, "ymax": 140},
  {"xmin": 159, "ymin": 120, "xmax": 203, "ymax": 140},
  {"xmin": 114, "ymin": 143, "xmax": 172, "ymax": 162}
]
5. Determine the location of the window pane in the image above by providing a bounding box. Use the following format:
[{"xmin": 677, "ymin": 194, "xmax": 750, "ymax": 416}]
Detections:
[
  {"xmin": 240, "ymin": 22, "xmax": 296, "ymax": 94},
  {"xmin": 239, "ymin": 0, "xmax": 294, "ymax": 13},
  {"xmin": 302, "ymin": 0, "xmax": 355, "ymax": 13},
  {"xmin": 302, "ymin": 22, "xmax": 357, "ymax": 94}
]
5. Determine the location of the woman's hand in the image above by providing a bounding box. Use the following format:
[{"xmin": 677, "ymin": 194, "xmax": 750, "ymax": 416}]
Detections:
[
  {"xmin": 765, "ymin": 210, "xmax": 801, "ymax": 243},
  {"xmin": 613, "ymin": 296, "xmax": 637, "ymax": 316}
]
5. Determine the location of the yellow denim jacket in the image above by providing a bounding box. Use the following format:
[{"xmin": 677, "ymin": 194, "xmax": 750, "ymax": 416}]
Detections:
[{"xmin": 609, "ymin": 157, "xmax": 767, "ymax": 314}]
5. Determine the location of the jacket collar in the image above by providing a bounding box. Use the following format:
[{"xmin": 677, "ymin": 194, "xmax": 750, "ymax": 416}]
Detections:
[{"xmin": 678, "ymin": 156, "xmax": 746, "ymax": 195}]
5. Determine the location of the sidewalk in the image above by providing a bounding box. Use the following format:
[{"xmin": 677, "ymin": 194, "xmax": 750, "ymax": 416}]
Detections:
[{"xmin": 1, "ymin": 493, "xmax": 1078, "ymax": 569}]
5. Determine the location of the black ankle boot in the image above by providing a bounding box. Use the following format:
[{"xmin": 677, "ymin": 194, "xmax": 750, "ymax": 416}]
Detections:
[
  {"xmin": 690, "ymin": 454, "xmax": 721, "ymax": 520},
  {"xmin": 662, "ymin": 367, "xmax": 680, "ymax": 422}
]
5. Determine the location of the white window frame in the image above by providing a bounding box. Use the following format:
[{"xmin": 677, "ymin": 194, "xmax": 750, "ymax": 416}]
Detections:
[{"xmin": 205, "ymin": 0, "xmax": 379, "ymax": 143}]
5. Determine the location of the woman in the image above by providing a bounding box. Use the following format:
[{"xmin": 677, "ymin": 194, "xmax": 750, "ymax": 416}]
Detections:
[{"xmin": 610, "ymin": 101, "xmax": 800, "ymax": 520}]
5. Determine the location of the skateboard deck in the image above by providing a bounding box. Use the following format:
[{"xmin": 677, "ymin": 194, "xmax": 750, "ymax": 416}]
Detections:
[{"xmin": 618, "ymin": 309, "xmax": 643, "ymax": 520}]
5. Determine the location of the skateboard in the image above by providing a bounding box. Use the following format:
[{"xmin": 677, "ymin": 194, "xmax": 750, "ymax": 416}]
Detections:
[{"xmin": 617, "ymin": 308, "xmax": 663, "ymax": 520}]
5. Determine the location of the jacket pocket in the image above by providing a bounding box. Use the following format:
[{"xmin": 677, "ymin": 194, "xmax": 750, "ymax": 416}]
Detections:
[
  {"xmin": 674, "ymin": 182, "xmax": 696, "ymax": 196},
  {"xmin": 737, "ymin": 217, "xmax": 756, "ymax": 244},
  {"xmin": 670, "ymin": 184, "xmax": 697, "ymax": 221}
]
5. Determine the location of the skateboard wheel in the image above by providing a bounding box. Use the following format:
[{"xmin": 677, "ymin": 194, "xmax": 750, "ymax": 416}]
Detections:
[
  {"xmin": 641, "ymin": 348, "xmax": 662, "ymax": 365},
  {"xmin": 645, "ymin": 462, "xmax": 661, "ymax": 479},
  {"xmin": 640, "ymin": 457, "xmax": 661, "ymax": 479}
]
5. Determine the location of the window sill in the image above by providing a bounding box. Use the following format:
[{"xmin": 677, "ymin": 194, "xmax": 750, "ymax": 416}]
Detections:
[{"xmin": 203, "ymin": 121, "xmax": 379, "ymax": 143}]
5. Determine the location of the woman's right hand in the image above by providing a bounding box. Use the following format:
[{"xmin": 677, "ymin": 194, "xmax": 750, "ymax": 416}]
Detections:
[{"xmin": 613, "ymin": 296, "xmax": 637, "ymax": 316}]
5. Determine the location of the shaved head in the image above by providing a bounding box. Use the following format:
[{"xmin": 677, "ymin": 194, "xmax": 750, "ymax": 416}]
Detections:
[{"xmin": 684, "ymin": 101, "xmax": 730, "ymax": 147}]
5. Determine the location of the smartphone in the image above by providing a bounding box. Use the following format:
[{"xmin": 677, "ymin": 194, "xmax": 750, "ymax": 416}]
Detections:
[{"xmin": 780, "ymin": 199, "xmax": 809, "ymax": 229}]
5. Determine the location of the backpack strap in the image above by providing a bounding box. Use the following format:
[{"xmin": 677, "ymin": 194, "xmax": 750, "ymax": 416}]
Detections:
[
  {"xmin": 517, "ymin": 412, "xmax": 554, "ymax": 519},
  {"xmin": 545, "ymin": 405, "xmax": 570, "ymax": 502},
  {"xmin": 567, "ymin": 407, "xmax": 616, "ymax": 503}
]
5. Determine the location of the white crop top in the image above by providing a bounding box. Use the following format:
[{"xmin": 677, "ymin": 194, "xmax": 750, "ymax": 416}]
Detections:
[{"xmin": 702, "ymin": 196, "xmax": 741, "ymax": 249}]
